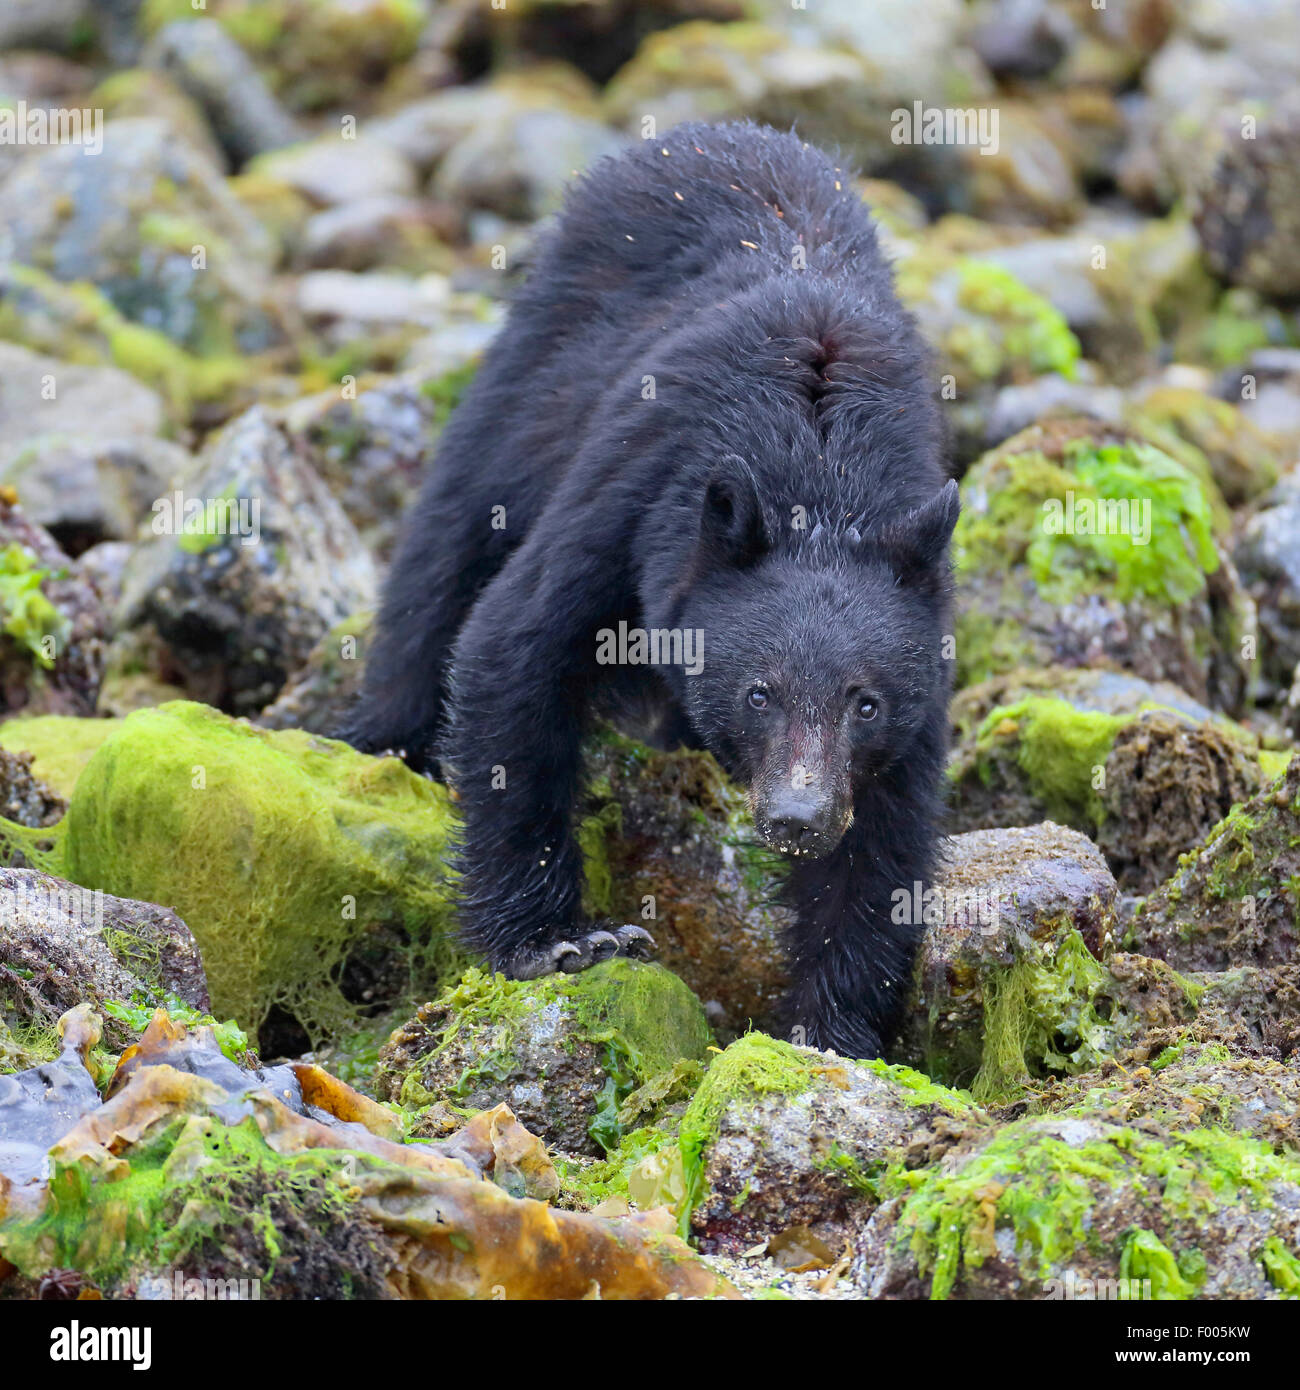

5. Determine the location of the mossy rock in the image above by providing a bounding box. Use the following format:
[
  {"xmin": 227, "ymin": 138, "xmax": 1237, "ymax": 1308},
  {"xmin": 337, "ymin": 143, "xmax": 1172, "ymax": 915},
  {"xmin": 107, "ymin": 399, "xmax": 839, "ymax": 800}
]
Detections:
[
  {"xmin": 0, "ymin": 261, "xmax": 260, "ymax": 425},
  {"xmin": 1129, "ymin": 757, "xmax": 1300, "ymax": 974},
  {"xmin": 892, "ymin": 822, "xmax": 1200, "ymax": 1098},
  {"xmin": 0, "ymin": 700, "xmax": 461, "ymax": 1051},
  {"xmin": 953, "ymin": 418, "xmax": 1254, "ymax": 710},
  {"xmin": 0, "ymin": 499, "xmax": 107, "ymax": 719},
  {"xmin": 948, "ymin": 671, "xmax": 1272, "ymax": 891},
  {"xmin": 682, "ymin": 1033, "xmax": 982, "ymax": 1258},
  {"xmin": 0, "ymin": 118, "xmax": 286, "ymax": 378},
  {"xmin": 577, "ymin": 728, "xmax": 789, "ymax": 1038},
  {"xmin": 0, "ymin": 713, "xmax": 117, "ymax": 799},
  {"xmin": 257, "ymin": 611, "xmax": 371, "ymax": 735},
  {"xmin": 1026, "ymin": 1040, "xmax": 1300, "ymax": 1155},
  {"xmin": 376, "ymin": 960, "xmax": 713, "ymax": 1158},
  {"xmin": 140, "ymin": 0, "xmax": 429, "ymax": 113},
  {"xmin": 1126, "ymin": 386, "xmax": 1280, "ymax": 508},
  {"xmin": 855, "ymin": 1112, "xmax": 1300, "ymax": 1299}
]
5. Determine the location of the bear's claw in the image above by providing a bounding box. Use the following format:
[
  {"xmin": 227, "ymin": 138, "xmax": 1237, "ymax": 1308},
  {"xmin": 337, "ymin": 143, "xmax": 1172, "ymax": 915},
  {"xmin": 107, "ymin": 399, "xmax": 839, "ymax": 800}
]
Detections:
[{"xmin": 501, "ymin": 924, "xmax": 657, "ymax": 980}]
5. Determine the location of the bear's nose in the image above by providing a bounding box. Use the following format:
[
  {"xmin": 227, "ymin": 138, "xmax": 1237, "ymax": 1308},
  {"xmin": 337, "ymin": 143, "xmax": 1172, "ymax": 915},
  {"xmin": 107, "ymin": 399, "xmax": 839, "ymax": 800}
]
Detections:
[{"xmin": 767, "ymin": 795, "xmax": 833, "ymax": 848}]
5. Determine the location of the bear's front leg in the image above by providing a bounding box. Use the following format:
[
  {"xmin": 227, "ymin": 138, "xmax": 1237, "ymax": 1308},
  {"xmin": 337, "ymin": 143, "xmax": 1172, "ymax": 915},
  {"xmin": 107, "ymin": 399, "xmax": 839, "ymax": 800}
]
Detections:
[{"xmin": 442, "ymin": 524, "xmax": 655, "ymax": 977}]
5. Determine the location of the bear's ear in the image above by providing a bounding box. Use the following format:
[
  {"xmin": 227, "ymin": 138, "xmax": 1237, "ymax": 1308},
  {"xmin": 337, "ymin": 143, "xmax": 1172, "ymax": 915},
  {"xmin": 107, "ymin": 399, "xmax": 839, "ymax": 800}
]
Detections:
[
  {"xmin": 699, "ymin": 457, "xmax": 768, "ymax": 568},
  {"xmin": 877, "ymin": 479, "xmax": 960, "ymax": 585}
]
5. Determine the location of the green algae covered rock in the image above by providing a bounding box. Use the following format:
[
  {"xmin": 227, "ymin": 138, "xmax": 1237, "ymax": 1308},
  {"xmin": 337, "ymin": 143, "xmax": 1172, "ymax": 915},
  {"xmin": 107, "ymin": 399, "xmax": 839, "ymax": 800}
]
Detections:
[
  {"xmin": 948, "ymin": 669, "xmax": 1271, "ymax": 891},
  {"xmin": 376, "ymin": 960, "xmax": 712, "ymax": 1158},
  {"xmin": 854, "ymin": 1111, "xmax": 1300, "ymax": 1299},
  {"xmin": 681, "ymin": 1034, "xmax": 982, "ymax": 1258},
  {"xmin": 0, "ymin": 713, "xmax": 116, "ymax": 800},
  {"xmin": 1129, "ymin": 757, "xmax": 1300, "ymax": 974},
  {"xmin": 891, "ymin": 822, "xmax": 1201, "ymax": 1099},
  {"xmin": 953, "ymin": 418, "xmax": 1254, "ymax": 709},
  {"xmin": 0, "ymin": 701, "xmax": 460, "ymax": 1051},
  {"xmin": 1026, "ymin": 1040, "xmax": 1300, "ymax": 1156}
]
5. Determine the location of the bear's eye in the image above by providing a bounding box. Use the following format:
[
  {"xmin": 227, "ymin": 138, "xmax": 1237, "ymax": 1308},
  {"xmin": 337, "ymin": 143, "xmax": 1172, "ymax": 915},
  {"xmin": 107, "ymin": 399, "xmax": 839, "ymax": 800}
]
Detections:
[
  {"xmin": 857, "ymin": 697, "xmax": 878, "ymax": 721},
  {"xmin": 747, "ymin": 688, "xmax": 769, "ymax": 711}
]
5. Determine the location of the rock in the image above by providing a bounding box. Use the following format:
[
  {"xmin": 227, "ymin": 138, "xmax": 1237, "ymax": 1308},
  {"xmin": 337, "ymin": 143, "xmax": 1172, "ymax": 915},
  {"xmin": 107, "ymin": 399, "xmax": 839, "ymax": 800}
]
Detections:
[
  {"xmin": 577, "ymin": 730, "xmax": 791, "ymax": 1038},
  {"xmin": 0, "ymin": 342, "xmax": 185, "ymax": 550},
  {"xmin": 276, "ymin": 370, "xmax": 463, "ymax": 557},
  {"xmin": 143, "ymin": 18, "xmax": 303, "ymax": 165},
  {"xmin": 364, "ymin": 74, "xmax": 579, "ymax": 174},
  {"xmin": 605, "ymin": 5, "xmax": 991, "ymax": 179},
  {"xmin": 1230, "ymin": 348, "xmax": 1300, "ymax": 455},
  {"xmin": 0, "ymin": 866, "xmax": 209, "ymax": 1050},
  {"xmin": 683, "ymin": 1033, "xmax": 982, "ymax": 1258},
  {"xmin": 1126, "ymin": 384, "xmax": 1280, "ymax": 508},
  {"xmin": 969, "ymin": 212, "xmax": 1208, "ymax": 385},
  {"xmin": 1118, "ymin": 1, "xmax": 1300, "ymax": 210},
  {"xmin": 0, "ymin": 0, "xmax": 93, "ymax": 52},
  {"xmin": 0, "ymin": 342, "xmax": 164, "ymax": 451},
  {"xmin": 0, "ymin": 118, "xmax": 284, "ymax": 362},
  {"xmin": 252, "ymin": 135, "xmax": 418, "ymax": 208},
  {"xmin": 0, "ymin": 262, "xmax": 259, "ymax": 427},
  {"xmin": 297, "ymin": 269, "xmax": 450, "ymax": 331},
  {"xmin": 1194, "ymin": 965, "xmax": 1300, "ymax": 1062},
  {"xmin": 854, "ymin": 1110, "xmax": 1300, "ymax": 1299},
  {"xmin": 0, "ymin": 498, "xmax": 107, "ymax": 718},
  {"xmin": 258, "ymin": 613, "xmax": 370, "ymax": 736},
  {"xmin": 1029, "ymin": 1040, "xmax": 1300, "ymax": 1152},
  {"xmin": 115, "ymin": 406, "xmax": 376, "ymax": 716},
  {"xmin": 947, "ymin": 671, "xmax": 1270, "ymax": 892},
  {"xmin": 953, "ymin": 101, "xmax": 1083, "ymax": 227},
  {"xmin": 3, "ymin": 436, "xmax": 190, "ymax": 554},
  {"xmin": 297, "ymin": 196, "xmax": 456, "ymax": 273},
  {"xmin": 0, "ymin": 749, "xmax": 64, "ymax": 841},
  {"xmin": 887, "ymin": 822, "xmax": 1190, "ymax": 1097},
  {"xmin": 138, "ymin": 0, "xmax": 430, "ymax": 114},
  {"xmin": 984, "ymin": 372, "xmax": 1125, "ymax": 451},
  {"xmin": 1234, "ymin": 469, "xmax": 1300, "ymax": 698},
  {"xmin": 1191, "ymin": 95, "xmax": 1300, "ymax": 296},
  {"xmin": 969, "ymin": 0, "xmax": 1075, "ymax": 80},
  {"xmin": 1129, "ymin": 758, "xmax": 1300, "ymax": 974},
  {"xmin": 953, "ymin": 418, "xmax": 1255, "ymax": 712},
  {"xmin": 432, "ymin": 106, "xmax": 626, "ymax": 221},
  {"xmin": 376, "ymin": 960, "xmax": 713, "ymax": 1157},
  {"xmin": 92, "ymin": 67, "xmax": 228, "ymax": 172},
  {"xmin": 6, "ymin": 701, "xmax": 461, "ymax": 1053},
  {"xmin": 894, "ymin": 250, "xmax": 1082, "ymax": 463}
]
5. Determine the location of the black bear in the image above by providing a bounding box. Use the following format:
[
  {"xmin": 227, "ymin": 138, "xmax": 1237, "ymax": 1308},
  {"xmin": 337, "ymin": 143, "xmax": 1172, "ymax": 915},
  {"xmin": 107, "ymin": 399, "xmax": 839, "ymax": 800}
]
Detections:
[{"xmin": 346, "ymin": 121, "xmax": 957, "ymax": 1059}]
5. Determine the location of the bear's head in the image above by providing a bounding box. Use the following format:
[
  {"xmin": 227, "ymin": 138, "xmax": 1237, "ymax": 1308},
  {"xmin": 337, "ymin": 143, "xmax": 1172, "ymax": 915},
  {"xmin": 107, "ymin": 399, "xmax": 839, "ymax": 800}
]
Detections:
[{"xmin": 676, "ymin": 466, "xmax": 959, "ymax": 860}]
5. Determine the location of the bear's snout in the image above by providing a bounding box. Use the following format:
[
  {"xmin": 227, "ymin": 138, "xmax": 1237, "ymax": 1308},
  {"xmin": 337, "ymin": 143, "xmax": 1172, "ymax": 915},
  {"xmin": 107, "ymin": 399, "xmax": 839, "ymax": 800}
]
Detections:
[{"xmin": 753, "ymin": 782, "xmax": 849, "ymax": 859}]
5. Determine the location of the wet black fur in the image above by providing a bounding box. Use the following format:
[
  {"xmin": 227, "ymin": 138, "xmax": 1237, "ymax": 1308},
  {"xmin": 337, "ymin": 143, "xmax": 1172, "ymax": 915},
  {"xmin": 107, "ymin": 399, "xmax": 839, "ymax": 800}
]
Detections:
[{"xmin": 344, "ymin": 120, "xmax": 956, "ymax": 1058}]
